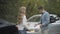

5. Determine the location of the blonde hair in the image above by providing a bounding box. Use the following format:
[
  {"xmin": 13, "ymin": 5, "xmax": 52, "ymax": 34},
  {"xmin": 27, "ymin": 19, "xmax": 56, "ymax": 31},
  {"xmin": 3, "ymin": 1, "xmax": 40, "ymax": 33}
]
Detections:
[
  {"xmin": 20, "ymin": 6, "xmax": 26, "ymax": 10},
  {"xmin": 19, "ymin": 6, "xmax": 26, "ymax": 14}
]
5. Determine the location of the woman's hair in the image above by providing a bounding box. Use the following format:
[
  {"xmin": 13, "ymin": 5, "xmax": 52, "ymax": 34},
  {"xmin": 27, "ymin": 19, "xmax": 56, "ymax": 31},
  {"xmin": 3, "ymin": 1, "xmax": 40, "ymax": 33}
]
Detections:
[
  {"xmin": 20, "ymin": 6, "xmax": 26, "ymax": 10},
  {"xmin": 19, "ymin": 6, "xmax": 26, "ymax": 14},
  {"xmin": 17, "ymin": 6, "xmax": 26, "ymax": 24}
]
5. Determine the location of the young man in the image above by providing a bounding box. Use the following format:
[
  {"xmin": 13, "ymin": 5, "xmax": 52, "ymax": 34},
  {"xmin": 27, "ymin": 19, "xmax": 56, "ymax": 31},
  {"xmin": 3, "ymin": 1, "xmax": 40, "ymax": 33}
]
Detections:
[{"xmin": 38, "ymin": 6, "xmax": 50, "ymax": 34}]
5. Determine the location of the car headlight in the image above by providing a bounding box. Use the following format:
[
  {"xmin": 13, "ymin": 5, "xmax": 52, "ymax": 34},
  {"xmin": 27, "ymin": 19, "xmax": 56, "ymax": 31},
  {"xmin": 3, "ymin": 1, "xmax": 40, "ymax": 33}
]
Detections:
[{"xmin": 35, "ymin": 29, "xmax": 40, "ymax": 32}]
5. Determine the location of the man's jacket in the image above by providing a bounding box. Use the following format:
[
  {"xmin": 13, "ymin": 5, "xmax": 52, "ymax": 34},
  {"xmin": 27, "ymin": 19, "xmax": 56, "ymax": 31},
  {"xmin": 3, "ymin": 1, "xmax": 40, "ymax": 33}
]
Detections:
[{"xmin": 40, "ymin": 11, "xmax": 50, "ymax": 30}]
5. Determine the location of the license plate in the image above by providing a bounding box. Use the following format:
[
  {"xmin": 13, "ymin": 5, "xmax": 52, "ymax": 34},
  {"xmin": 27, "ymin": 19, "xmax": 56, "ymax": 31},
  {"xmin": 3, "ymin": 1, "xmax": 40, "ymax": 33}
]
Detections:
[{"xmin": 29, "ymin": 30, "xmax": 35, "ymax": 32}]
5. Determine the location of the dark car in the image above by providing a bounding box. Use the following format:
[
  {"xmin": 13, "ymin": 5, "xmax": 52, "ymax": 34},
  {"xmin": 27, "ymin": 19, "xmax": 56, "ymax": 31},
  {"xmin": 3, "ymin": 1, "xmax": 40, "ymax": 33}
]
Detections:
[{"xmin": 0, "ymin": 19, "xmax": 18, "ymax": 34}]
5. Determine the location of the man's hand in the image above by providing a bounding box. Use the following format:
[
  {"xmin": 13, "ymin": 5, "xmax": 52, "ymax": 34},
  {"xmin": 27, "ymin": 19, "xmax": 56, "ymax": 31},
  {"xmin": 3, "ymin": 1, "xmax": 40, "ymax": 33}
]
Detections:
[{"xmin": 39, "ymin": 24, "xmax": 42, "ymax": 27}]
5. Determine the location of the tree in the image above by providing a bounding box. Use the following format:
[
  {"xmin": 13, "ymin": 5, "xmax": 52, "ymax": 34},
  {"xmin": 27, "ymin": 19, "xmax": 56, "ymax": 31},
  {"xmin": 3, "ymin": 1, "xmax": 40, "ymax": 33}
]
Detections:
[
  {"xmin": 0, "ymin": 0, "xmax": 48, "ymax": 23},
  {"xmin": 0, "ymin": 0, "xmax": 19, "ymax": 23},
  {"xmin": 46, "ymin": 0, "xmax": 60, "ymax": 17}
]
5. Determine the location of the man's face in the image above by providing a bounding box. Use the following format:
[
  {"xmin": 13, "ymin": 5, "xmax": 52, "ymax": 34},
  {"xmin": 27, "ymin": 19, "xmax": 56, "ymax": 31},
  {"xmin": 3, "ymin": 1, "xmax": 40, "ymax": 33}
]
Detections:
[{"xmin": 39, "ymin": 9, "xmax": 43, "ymax": 13}]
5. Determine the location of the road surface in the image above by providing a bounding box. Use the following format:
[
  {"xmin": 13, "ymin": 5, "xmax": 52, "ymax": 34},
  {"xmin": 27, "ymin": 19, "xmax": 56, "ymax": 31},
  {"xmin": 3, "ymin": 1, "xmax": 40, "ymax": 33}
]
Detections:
[{"xmin": 27, "ymin": 29, "xmax": 49, "ymax": 34}]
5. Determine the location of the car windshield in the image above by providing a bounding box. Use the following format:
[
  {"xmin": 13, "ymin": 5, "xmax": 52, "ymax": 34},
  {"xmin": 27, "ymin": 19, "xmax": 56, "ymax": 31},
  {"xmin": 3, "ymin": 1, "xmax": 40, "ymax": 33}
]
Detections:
[{"xmin": 28, "ymin": 16, "xmax": 40, "ymax": 22}]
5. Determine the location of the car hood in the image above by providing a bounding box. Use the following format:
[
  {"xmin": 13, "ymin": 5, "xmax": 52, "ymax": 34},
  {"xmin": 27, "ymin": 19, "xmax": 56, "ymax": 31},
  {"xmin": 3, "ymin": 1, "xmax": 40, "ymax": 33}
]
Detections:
[
  {"xmin": 26, "ymin": 22, "xmax": 40, "ymax": 29},
  {"xmin": 55, "ymin": 20, "xmax": 60, "ymax": 23},
  {"xmin": 0, "ymin": 19, "xmax": 16, "ymax": 28}
]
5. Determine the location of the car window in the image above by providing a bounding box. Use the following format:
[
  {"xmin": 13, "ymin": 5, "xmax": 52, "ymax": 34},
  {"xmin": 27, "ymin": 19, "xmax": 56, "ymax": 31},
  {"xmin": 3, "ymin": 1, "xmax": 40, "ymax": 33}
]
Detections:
[{"xmin": 28, "ymin": 16, "xmax": 40, "ymax": 22}]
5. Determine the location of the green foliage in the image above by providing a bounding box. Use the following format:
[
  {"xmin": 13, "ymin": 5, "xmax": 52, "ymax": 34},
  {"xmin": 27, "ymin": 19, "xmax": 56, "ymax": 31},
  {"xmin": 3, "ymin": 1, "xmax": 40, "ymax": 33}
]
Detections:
[
  {"xmin": 0, "ymin": 0, "xmax": 60, "ymax": 23},
  {"xmin": 26, "ymin": 0, "xmax": 47, "ymax": 18},
  {"xmin": 46, "ymin": 0, "xmax": 60, "ymax": 17},
  {"xmin": 0, "ymin": 0, "xmax": 48, "ymax": 22},
  {"xmin": 0, "ymin": 0, "xmax": 19, "ymax": 23}
]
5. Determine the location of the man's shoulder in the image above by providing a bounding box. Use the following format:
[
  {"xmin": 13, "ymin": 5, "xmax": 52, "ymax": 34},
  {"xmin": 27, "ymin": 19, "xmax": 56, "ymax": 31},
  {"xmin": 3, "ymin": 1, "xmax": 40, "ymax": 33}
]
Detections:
[
  {"xmin": 45, "ymin": 11, "xmax": 49, "ymax": 14},
  {"xmin": 43, "ymin": 11, "xmax": 50, "ymax": 17}
]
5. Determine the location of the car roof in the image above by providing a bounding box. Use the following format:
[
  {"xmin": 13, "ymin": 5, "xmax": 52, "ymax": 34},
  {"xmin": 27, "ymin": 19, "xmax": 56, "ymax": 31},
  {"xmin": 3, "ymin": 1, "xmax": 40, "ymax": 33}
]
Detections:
[
  {"xmin": 28, "ymin": 14, "xmax": 57, "ymax": 20},
  {"xmin": 32, "ymin": 14, "xmax": 57, "ymax": 17}
]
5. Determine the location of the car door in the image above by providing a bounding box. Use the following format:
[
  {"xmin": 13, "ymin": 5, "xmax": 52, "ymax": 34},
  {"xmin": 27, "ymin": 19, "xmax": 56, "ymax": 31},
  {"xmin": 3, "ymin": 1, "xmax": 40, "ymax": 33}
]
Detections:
[{"xmin": 48, "ymin": 16, "xmax": 60, "ymax": 34}]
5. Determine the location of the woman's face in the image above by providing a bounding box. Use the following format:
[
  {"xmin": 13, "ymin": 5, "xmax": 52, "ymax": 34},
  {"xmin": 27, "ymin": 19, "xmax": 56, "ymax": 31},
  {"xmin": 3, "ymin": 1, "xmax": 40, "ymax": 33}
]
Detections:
[
  {"xmin": 21, "ymin": 8, "xmax": 25, "ymax": 12},
  {"xmin": 20, "ymin": 7, "xmax": 26, "ymax": 14}
]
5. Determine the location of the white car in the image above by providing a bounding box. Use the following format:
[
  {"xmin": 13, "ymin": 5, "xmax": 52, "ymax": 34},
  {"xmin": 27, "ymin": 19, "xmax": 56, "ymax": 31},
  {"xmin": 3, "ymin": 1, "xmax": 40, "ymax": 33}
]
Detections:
[{"xmin": 26, "ymin": 14, "xmax": 60, "ymax": 34}]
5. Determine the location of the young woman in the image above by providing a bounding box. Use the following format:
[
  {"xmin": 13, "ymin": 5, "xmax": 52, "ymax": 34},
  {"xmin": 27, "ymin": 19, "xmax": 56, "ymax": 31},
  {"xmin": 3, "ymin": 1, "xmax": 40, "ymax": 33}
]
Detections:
[
  {"xmin": 17, "ymin": 6, "xmax": 27, "ymax": 34},
  {"xmin": 20, "ymin": 6, "xmax": 27, "ymax": 24}
]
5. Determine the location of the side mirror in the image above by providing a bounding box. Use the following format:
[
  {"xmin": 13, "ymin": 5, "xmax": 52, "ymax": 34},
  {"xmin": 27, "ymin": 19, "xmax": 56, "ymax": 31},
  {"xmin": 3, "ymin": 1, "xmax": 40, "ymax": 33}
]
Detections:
[{"xmin": 50, "ymin": 16, "xmax": 56, "ymax": 23}]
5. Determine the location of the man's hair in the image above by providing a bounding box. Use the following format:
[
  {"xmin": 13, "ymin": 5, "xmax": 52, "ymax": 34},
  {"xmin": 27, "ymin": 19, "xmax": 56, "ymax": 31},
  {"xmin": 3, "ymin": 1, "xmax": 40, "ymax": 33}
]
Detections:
[{"xmin": 38, "ymin": 6, "xmax": 44, "ymax": 10}]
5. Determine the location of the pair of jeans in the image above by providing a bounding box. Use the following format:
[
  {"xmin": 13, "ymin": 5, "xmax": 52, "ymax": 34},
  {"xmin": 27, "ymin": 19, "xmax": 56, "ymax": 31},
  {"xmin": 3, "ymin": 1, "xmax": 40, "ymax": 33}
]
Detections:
[
  {"xmin": 18, "ymin": 30, "xmax": 27, "ymax": 34},
  {"xmin": 41, "ymin": 25, "xmax": 49, "ymax": 34},
  {"xmin": 41, "ymin": 29, "xmax": 44, "ymax": 34}
]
